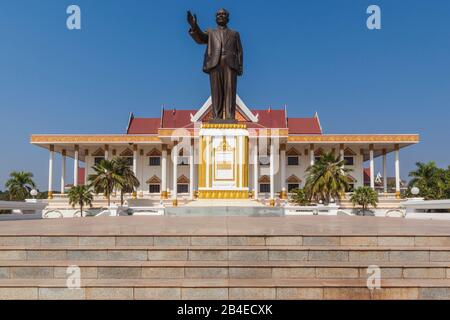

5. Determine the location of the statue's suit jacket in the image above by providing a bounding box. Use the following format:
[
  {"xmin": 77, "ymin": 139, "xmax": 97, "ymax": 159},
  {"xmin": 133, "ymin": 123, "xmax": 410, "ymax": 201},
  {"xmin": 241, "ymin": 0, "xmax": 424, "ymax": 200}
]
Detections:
[{"xmin": 189, "ymin": 26, "xmax": 243, "ymax": 75}]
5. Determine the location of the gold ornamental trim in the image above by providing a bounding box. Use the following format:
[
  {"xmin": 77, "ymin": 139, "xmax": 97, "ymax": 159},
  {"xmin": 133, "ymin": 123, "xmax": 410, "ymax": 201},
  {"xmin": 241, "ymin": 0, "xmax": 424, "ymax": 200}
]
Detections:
[
  {"xmin": 201, "ymin": 123, "xmax": 247, "ymax": 129},
  {"xmin": 157, "ymin": 129, "xmax": 194, "ymax": 137},
  {"xmin": 287, "ymin": 134, "xmax": 420, "ymax": 143},
  {"xmin": 31, "ymin": 135, "xmax": 161, "ymax": 144},
  {"xmin": 198, "ymin": 190, "xmax": 249, "ymax": 199}
]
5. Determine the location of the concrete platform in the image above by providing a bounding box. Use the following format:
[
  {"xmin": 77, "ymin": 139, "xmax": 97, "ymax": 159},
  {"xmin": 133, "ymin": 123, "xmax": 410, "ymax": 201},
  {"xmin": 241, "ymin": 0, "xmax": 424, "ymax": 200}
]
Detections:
[
  {"xmin": 1, "ymin": 215, "xmax": 450, "ymax": 236},
  {"xmin": 1, "ymin": 216, "xmax": 450, "ymax": 299}
]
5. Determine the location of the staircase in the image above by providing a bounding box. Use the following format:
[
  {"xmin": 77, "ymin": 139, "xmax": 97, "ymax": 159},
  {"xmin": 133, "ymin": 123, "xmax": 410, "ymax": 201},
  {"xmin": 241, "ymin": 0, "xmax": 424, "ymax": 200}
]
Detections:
[{"xmin": 1, "ymin": 233, "xmax": 450, "ymax": 299}]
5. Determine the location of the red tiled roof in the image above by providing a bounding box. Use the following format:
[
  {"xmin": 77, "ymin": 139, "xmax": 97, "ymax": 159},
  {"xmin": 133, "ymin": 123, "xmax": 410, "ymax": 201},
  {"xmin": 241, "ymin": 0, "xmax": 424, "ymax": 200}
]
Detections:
[
  {"xmin": 364, "ymin": 167, "xmax": 371, "ymax": 184},
  {"xmin": 126, "ymin": 108, "xmax": 323, "ymax": 134},
  {"xmin": 287, "ymin": 118, "xmax": 322, "ymax": 134},
  {"xmin": 127, "ymin": 118, "xmax": 160, "ymax": 134},
  {"xmin": 252, "ymin": 109, "xmax": 287, "ymax": 128},
  {"xmin": 161, "ymin": 110, "xmax": 196, "ymax": 128},
  {"xmin": 78, "ymin": 167, "xmax": 85, "ymax": 186}
]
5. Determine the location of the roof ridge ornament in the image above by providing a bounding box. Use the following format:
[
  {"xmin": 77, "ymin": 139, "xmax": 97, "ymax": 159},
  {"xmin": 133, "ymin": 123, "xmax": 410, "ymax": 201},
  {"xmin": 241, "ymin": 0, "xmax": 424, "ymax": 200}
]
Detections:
[{"xmin": 191, "ymin": 95, "xmax": 258, "ymax": 123}]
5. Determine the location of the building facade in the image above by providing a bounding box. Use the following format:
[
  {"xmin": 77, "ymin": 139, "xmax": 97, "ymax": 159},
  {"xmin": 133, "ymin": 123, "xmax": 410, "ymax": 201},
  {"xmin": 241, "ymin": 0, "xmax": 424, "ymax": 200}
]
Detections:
[{"xmin": 31, "ymin": 96, "xmax": 419, "ymax": 205}]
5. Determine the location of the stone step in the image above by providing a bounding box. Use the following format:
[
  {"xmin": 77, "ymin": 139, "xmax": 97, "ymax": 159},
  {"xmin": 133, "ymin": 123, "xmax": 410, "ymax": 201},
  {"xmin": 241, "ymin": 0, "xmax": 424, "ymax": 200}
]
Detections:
[
  {"xmin": 1, "ymin": 245, "xmax": 450, "ymax": 262},
  {"xmin": 0, "ymin": 278, "xmax": 449, "ymax": 299},
  {"xmin": 1, "ymin": 235, "xmax": 450, "ymax": 247},
  {"xmin": 0, "ymin": 260, "xmax": 449, "ymax": 280}
]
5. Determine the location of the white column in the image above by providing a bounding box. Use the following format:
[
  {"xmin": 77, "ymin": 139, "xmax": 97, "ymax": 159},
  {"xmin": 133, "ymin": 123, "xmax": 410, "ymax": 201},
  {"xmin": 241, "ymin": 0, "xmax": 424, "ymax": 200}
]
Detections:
[
  {"xmin": 73, "ymin": 145, "xmax": 79, "ymax": 187},
  {"xmin": 369, "ymin": 144, "xmax": 375, "ymax": 189},
  {"xmin": 133, "ymin": 145, "xmax": 138, "ymax": 175},
  {"xmin": 310, "ymin": 144, "xmax": 315, "ymax": 166},
  {"xmin": 382, "ymin": 150, "xmax": 387, "ymax": 193},
  {"xmin": 84, "ymin": 149, "xmax": 89, "ymax": 188},
  {"xmin": 161, "ymin": 145, "xmax": 167, "ymax": 198},
  {"xmin": 253, "ymin": 141, "xmax": 259, "ymax": 200},
  {"xmin": 280, "ymin": 145, "xmax": 286, "ymax": 198},
  {"xmin": 189, "ymin": 140, "xmax": 194, "ymax": 200},
  {"xmin": 61, "ymin": 150, "xmax": 66, "ymax": 194},
  {"xmin": 104, "ymin": 145, "xmax": 109, "ymax": 160},
  {"xmin": 48, "ymin": 145, "xmax": 54, "ymax": 199},
  {"xmin": 238, "ymin": 136, "xmax": 244, "ymax": 188},
  {"xmin": 269, "ymin": 139, "xmax": 275, "ymax": 202},
  {"xmin": 339, "ymin": 144, "xmax": 344, "ymax": 162},
  {"xmin": 172, "ymin": 143, "xmax": 178, "ymax": 202},
  {"xmin": 205, "ymin": 137, "xmax": 211, "ymax": 188},
  {"xmin": 395, "ymin": 144, "xmax": 400, "ymax": 196}
]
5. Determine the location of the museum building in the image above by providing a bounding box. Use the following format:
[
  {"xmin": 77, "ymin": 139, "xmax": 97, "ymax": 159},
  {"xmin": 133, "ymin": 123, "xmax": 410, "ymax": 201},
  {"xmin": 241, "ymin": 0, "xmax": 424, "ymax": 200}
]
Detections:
[{"xmin": 30, "ymin": 95, "xmax": 419, "ymax": 205}]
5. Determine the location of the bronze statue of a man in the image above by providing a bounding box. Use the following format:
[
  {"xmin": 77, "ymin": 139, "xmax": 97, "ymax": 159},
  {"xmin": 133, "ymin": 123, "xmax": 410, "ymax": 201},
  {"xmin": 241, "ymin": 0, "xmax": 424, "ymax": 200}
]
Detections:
[{"xmin": 187, "ymin": 9, "xmax": 243, "ymax": 122}]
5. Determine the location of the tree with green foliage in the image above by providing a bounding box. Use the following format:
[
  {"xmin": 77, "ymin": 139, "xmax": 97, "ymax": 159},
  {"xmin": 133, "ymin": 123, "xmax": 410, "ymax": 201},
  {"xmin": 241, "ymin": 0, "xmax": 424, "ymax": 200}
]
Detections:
[
  {"xmin": 408, "ymin": 161, "xmax": 447, "ymax": 200},
  {"xmin": 350, "ymin": 186, "xmax": 378, "ymax": 214},
  {"xmin": 5, "ymin": 171, "xmax": 36, "ymax": 201},
  {"xmin": 304, "ymin": 152, "xmax": 352, "ymax": 204},
  {"xmin": 112, "ymin": 157, "xmax": 140, "ymax": 206},
  {"xmin": 290, "ymin": 188, "xmax": 309, "ymax": 206},
  {"xmin": 68, "ymin": 185, "xmax": 93, "ymax": 217},
  {"xmin": 88, "ymin": 159, "xmax": 124, "ymax": 206}
]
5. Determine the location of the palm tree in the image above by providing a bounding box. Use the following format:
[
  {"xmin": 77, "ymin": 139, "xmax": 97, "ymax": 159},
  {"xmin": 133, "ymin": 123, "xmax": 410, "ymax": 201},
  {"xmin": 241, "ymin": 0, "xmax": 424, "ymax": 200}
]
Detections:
[
  {"xmin": 112, "ymin": 157, "xmax": 140, "ymax": 206},
  {"xmin": 68, "ymin": 185, "xmax": 93, "ymax": 217},
  {"xmin": 304, "ymin": 152, "xmax": 352, "ymax": 205},
  {"xmin": 88, "ymin": 159, "xmax": 124, "ymax": 206},
  {"xmin": 350, "ymin": 186, "xmax": 378, "ymax": 214},
  {"xmin": 290, "ymin": 188, "xmax": 309, "ymax": 206},
  {"xmin": 5, "ymin": 171, "xmax": 36, "ymax": 201},
  {"xmin": 408, "ymin": 161, "xmax": 444, "ymax": 200}
]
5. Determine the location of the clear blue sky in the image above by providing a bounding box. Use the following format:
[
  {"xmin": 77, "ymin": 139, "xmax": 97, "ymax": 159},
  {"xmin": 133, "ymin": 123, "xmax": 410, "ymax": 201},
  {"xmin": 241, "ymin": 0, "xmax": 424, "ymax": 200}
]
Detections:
[{"xmin": 1, "ymin": 0, "xmax": 449, "ymax": 191}]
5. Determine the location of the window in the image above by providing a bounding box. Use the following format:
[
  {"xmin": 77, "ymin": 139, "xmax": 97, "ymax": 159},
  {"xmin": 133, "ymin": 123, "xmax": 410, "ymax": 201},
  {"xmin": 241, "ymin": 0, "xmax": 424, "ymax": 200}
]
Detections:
[
  {"xmin": 149, "ymin": 156, "xmax": 161, "ymax": 166},
  {"xmin": 177, "ymin": 184, "xmax": 189, "ymax": 193},
  {"xmin": 259, "ymin": 156, "xmax": 270, "ymax": 166},
  {"xmin": 347, "ymin": 184, "xmax": 355, "ymax": 192},
  {"xmin": 94, "ymin": 157, "xmax": 104, "ymax": 165},
  {"xmin": 288, "ymin": 184, "xmax": 300, "ymax": 192},
  {"xmin": 259, "ymin": 183, "xmax": 270, "ymax": 193},
  {"xmin": 315, "ymin": 156, "xmax": 322, "ymax": 163},
  {"xmin": 178, "ymin": 156, "xmax": 189, "ymax": 166},
  {"xmin": 149, "ymin": 184, "xmax": 160, "ymax": 194},
  {"xmin": 287, "ymin": 156, "xmax": 299, "ymax": 166},
  {"xmin": 122, "ymin": 157, "xmax": 133, "ymax": 166},
  {"xmin": 344, "ymin": 156, "xmax": 354, "ymax": 166}
]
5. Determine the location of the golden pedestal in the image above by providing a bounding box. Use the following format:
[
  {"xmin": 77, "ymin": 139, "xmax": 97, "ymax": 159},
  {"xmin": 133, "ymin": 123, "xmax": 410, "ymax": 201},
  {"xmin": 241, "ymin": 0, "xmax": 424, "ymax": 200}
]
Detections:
[
  {"xmin": 280, "ymin": 190, "xmax": 288, "ymax": 199},
  {"xmin": 47, "ymin": 191, "xmax": 53, "ymax": 200},
  {"xmin": 132, "ymin": 191, "xmax": 137, "ymax": 199},
  {"xmin": 198, "ymin": 123, "xmax": 249, "ymax": 200},
  {"xmin": 172, "ymin": 199, "xmax": 178, "ymax": 207},
  {"xmin": 269, "ymin": 199, "xmax": 276, "ymax": 207},
  {"xmin": 161, "ymin": 191, "xmax": 168, "ymax": 200}
]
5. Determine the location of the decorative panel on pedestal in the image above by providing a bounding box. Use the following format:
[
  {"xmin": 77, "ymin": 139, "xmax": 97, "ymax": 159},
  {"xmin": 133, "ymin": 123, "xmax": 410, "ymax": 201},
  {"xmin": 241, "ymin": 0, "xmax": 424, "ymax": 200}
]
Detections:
[{"xmin": 198, "ymin": 124, "xmax": 249, "ymax": 199}]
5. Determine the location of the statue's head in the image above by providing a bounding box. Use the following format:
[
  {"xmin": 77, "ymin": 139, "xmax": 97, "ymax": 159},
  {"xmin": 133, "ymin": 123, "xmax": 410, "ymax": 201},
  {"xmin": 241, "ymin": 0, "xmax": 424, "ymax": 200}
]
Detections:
[{"xmin": 216, "ymin": 8, "xmax": 229, "ymax": 27}]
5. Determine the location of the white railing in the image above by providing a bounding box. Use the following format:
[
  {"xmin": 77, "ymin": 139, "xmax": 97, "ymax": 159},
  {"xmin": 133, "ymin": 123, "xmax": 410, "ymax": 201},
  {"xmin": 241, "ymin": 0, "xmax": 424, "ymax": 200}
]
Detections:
[{"xmin": 0, "ymin": 200, "xmax": 47, "ymax": 220}]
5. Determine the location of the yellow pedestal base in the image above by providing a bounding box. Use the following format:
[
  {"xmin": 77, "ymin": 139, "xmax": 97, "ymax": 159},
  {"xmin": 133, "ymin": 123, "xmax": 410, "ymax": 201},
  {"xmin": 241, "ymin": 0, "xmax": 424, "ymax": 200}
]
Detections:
[
  {"xmin": 132, "ymin": 191, "xmax": 137, "ymax": 200},
  {"xmin": 198, "ymin": 190, "xmax": 249, "ymax": 199},
  {"xmin": 161, "ymin": 191, "xmax": 168, "ymax": 200},
  {"xmin": 269, "ymin": 199, "xmax": 276, "ymax": 207},
  {"xmin": 47, "ymin": 191, "xmax": 53, "ymax": 200},
  {"xmin": 395, "ymin": 191, "xmax": 401, "ymax": 199},
  {"xmin": 280, "ymin": 191, "xmax": 288, "ymax": 200},
  {"xmin": 172, "ymin": 199, "xmax": 178, "ymax": 207}
]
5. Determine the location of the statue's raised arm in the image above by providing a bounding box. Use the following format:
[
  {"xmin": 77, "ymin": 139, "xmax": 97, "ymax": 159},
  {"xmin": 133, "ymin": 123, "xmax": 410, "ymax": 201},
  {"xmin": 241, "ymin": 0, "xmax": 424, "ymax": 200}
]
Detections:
[{"xmin": 187, "ymin": 11, "xmax": 208, "ymax": 44}]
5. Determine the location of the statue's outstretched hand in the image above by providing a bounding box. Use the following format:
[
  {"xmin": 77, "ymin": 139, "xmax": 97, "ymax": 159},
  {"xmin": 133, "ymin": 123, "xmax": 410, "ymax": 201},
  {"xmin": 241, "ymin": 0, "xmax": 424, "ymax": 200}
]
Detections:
[{"xmin": 187, "ymin": 11, "xmax": 198, "ymax": 29}]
